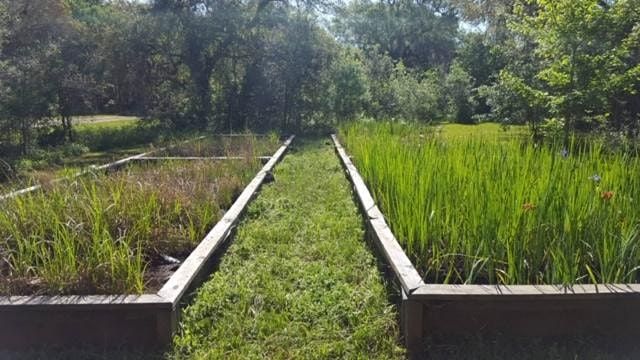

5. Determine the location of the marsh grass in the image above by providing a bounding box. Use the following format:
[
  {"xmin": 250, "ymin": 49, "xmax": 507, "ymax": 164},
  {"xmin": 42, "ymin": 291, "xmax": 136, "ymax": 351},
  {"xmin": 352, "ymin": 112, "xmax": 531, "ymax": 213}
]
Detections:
[
  {"xmin": 0, "ymin": 159, "xmax": 259, "ymax": 296},
  {"xmin": 340, "ymin": 122, "xmax": 640, "ymax": 285},
  {"xmin": 160, "ymin": 133, "xmax": 281, "ymax": 157}
]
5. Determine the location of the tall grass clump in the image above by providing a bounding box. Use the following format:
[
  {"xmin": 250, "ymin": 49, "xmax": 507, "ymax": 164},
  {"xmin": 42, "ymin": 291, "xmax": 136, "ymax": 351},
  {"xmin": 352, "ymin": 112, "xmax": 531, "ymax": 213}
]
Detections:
[
  {"xmin": 0, "ymin": 159, "xmax": 259, "ymax": 296},
  {"xmin": 340, "ymin": 122, "xmax": 640, "ymax": 285},
  {"xmin": 162, "ymin": 133, "xmax": 281, "ymax": 157}
]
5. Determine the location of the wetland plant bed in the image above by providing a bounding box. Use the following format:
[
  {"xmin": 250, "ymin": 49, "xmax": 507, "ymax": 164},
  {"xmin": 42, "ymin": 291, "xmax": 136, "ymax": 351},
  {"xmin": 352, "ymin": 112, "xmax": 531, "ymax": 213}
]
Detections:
[
  {"xmin": 0, "ymin": 136, "xmax": 294, "ymax": 350},
  {"xmin": 332, "ymin": 134, "xmax": 640, "ymax": 352},
  {"xmin": 156, "ymin": 133, "xmax": 281, "ymax": 158}
]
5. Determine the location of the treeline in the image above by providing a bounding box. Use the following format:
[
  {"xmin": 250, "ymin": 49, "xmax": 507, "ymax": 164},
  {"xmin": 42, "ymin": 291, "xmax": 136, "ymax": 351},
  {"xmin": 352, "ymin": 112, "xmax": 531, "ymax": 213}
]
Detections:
[
  {"xmin": 0, "ymin": 0, "xmax": 639, "ymax": 159},
  {"xmin": 0, "ymin": 0, "xmax": 343, "ymax": 158},
  {"xmin": 335, "ymin": 0, "xmax": 640, "ymax": 142}
]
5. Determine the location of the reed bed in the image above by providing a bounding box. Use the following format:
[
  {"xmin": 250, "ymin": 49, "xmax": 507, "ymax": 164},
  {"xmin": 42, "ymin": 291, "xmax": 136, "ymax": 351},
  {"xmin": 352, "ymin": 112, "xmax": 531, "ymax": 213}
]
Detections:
[
  {"xmin": 340, "ymin": 122, "xmax": 640, "ymax": 285},
  {"xmin": 0, "ymin": 159, "xmax": 260, "ymax": 296},
  {"xmin": 160, "ymin": 133, "xmax": 281, "ymax": 157}
]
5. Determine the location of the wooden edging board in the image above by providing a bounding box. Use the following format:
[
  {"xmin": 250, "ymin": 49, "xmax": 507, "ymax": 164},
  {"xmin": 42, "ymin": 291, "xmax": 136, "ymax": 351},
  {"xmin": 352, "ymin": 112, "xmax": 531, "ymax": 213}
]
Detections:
[
  {"xmin": 135, "ymin": 156, "xmax": 272, "ymax": 162},
  {"xmin": 331, "ymin": 134, "xmax": 640, "ymax": 352},
  {"xmin": 0, "ymin": 135, "xmax": 295, "ymax": 350},
  {"xmin": 331, "ymin": 135, "xmax": 424, "ymax": 294}
]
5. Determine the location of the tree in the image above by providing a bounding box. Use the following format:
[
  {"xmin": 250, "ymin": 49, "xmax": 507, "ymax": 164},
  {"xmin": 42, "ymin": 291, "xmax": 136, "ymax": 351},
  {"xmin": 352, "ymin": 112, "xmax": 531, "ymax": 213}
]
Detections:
[
  {"xmin": 331, "ymin": 51, "xmax": 370, "ymax": 122},
  {"xmin": 478, "ymin": 70, "xmax": 549, "ymax": 139},
  {"xmin": 334, "ymin": 0, "xmax": 459, "ymax": 70},
  {"xmin": 445, "ymin": 62, "xmax": 476, "ymax": 123},
  {"xmin": 0, "ymin": 0, "xmax": 72, "ymax": 154},
  {"xmin": 514, "ymin": 0, "xmax": 640, "ymax": 139}
]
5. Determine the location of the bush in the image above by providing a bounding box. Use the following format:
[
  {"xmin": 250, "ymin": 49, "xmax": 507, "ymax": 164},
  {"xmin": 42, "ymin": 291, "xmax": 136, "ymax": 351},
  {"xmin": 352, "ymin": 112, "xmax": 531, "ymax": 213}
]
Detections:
[
  {"xmin": 445, "ymin": 62, "xmax": 476, "ymax": 124},
  {"xmin": 61, "ymin": 142, "xmax": 90, "ymax": 157},
  {"xmin": 331, "ymin": 54, "xmax": 370, "ymax": 122},
  {"xmin": 389, "ymin": 63, "xmax": 447, "ymax": 122}
]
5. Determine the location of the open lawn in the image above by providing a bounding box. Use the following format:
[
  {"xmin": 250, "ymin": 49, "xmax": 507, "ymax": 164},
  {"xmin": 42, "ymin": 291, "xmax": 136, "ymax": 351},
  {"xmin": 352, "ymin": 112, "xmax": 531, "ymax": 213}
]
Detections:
[{"xmin": 73, "ymin": 115, "xmax": 140, "ymax": 129}]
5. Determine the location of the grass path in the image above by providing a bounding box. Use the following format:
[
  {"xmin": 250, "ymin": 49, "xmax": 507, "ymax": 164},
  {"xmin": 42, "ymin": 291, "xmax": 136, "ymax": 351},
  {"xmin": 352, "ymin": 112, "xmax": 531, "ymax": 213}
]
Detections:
[{"xmin": 168, "ymin": 139, "xmax": 404, "ymax": 359}]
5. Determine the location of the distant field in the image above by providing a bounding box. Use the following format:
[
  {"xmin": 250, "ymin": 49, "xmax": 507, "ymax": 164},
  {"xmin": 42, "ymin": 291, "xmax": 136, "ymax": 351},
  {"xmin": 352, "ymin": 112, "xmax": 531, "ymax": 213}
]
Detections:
[
  {"xmin": 0, "ymin": 115, "xmax": 151, "ymax": 191},
  {"xmin": 73, "ymin": 115, "xmax": 140, "ymax": 130}
]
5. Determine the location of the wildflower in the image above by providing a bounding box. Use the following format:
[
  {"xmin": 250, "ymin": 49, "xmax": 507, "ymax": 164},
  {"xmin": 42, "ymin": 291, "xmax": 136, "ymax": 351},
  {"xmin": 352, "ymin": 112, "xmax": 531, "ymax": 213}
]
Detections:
[
  {"xmin": 590, "ymin": 174, "xmax": 601, "ymax": 183},
  {"xmin": 601, "ymin": 191, "xmax": 615, "ymax": 201},
  {"xmin": 561, "ymin": 148, "xmax": 569, "ymax": 158},
  {"xmin": 522, "ymin": 203, "xmax": 537, "ymax": 212}
]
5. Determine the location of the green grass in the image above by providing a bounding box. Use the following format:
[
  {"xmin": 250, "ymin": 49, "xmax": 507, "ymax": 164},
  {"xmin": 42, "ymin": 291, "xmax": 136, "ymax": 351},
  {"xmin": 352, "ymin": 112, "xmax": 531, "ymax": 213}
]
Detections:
[
  {"xmin": 0, "ymin": 117, "xmax": 162, "ymax": 188},
  {"xmin": 435, "ymin": 122, "xmax": 527, "ymax": 140},
  {"xmin": 340, "ymin": 121, "xmax": 640, "ymax": 285},
  {"xmin": 159, "ymin": 133, "xmax": 281, "ymax": 158},
  {"xmin": 74, "ymin": 116, "xmax": 140, "ymax": 130},
  {"xmin": 0, "ymin": 159, "xmax": 259, "ymax": 295},
  {"xmin": 167, "ymin": 139, "xmax": 404, "ymax": 359}
]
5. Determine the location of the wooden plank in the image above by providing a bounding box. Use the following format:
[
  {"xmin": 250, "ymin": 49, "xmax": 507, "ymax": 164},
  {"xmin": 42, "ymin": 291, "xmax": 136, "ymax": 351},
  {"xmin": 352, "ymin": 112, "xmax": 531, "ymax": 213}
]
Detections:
[
  {"xmin": 0, "ymin": 305, "xmax": 173, "ymax": 349},
  {"xmin": 332, "ymin": 135, "xmax": 375, "ymax": 212},
  {"xmin": 0, "ymin": 294, "xmax": 170, "ymax": 309},
  {"xmin": 331, "ymin": 134, "xmax": 424, "ymax": 294},
  {"xmin": 412, "ymin": 283, "xmax": 640, "ymax": 300},
  {"xmin": 418, "ymin": 294, "xmax": 640, "ymax": 338},
  {"xmin": 401, "ymin": 289, "xmax": 424, "ymax": 357},
  {"xmin": 135, "ymin": 156, "xmax": 272, "ymax": 161},
  {"xmin": 369, "ymin": 213, "xmax": 424, "ymax": 293},
  {"xmin": 412, "ymin": 283, "xmax": 640, "ymax": 339},
  {"xmin": 0, "ymin": 294, "xmax": 173, "ymax": 349},
  {"xmin": 158, "ymin": 135, "xmax": 295, "ymax": 305}
]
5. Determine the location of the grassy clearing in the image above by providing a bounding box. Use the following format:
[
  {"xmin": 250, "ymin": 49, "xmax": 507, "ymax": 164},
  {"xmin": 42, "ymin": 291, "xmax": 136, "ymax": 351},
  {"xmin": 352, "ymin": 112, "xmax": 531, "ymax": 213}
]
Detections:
[
  {"xmin": 340, "ymin": 121, "xmax": 640, "ymax": 285},
  {"xmin": 0, "ymin": 159, "xmax": 260, "ymax": 295},
  {"xmin": 73, "ymin": 115, "xmax": 140, "ymax": 129},
  {"xmin": 168, "ymin": 139, "xmax": 404, "ymax": 359},
  {"xmin": 0, "ymin": 119, "xmax": 166, "ymax": 189}
]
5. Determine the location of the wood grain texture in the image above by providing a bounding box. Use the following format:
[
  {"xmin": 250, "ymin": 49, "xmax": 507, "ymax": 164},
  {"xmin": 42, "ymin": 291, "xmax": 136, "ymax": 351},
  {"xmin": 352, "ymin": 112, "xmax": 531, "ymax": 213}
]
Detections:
[
  {"xmin": 412, "ymin": 283, "xmax": 640, "ymax": 299},
  {"xmin": 135, "ymin": 156, "xmax": 272, "ymax": 161}
]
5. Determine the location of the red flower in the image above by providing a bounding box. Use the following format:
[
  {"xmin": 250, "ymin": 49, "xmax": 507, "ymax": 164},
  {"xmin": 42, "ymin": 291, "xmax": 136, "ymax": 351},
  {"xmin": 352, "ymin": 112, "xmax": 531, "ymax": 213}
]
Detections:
[{"xmin": 601, "ymin": 191, "xmax": 615, "ymax": 201}]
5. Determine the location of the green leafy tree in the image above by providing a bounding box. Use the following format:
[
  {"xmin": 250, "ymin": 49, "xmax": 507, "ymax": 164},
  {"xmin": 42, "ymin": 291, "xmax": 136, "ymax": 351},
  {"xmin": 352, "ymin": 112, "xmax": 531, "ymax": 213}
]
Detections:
[
  {"xmin": 514, "ymin": 0, "xmax": 640, "ymax": 138},
  {"xmin": 445, "ymin": 62, "xmax": 476, "ymax": 123},
  {"xmin": 478, "ymin": 70, "xmax": 549, "ymax": 139},
  {"xmin": 335, "ymin": 0, "xmax": 459, "ymax": 70},
  {"xmin": 0, "ymin": 0, "xmax": 72, "ymax": 154},
  {"xmin": 331, "ymin": 52, "xmax": 370, "ymax": 122}
]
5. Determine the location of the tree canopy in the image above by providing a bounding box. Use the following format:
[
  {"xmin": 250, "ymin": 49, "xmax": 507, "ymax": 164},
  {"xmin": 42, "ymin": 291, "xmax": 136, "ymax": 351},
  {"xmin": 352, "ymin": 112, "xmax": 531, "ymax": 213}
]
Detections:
[{"xmin": 0, "ymin": 0, "xmax": 638, "ymax": 158}]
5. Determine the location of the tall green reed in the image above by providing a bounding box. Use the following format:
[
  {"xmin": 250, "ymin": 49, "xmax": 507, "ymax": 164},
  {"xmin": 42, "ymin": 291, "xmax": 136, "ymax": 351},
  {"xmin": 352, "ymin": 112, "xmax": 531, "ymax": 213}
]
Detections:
[
  {"xmin": 0, "ymin": 159, "xmax": 259, "ymax": 295},
  {"xmin": 340, "ymin": 122, "xmax": 640, "ymax": 285},
  {"xmin": 162, "ymin": 133, "xmax": 281, "ymax": 158}
]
